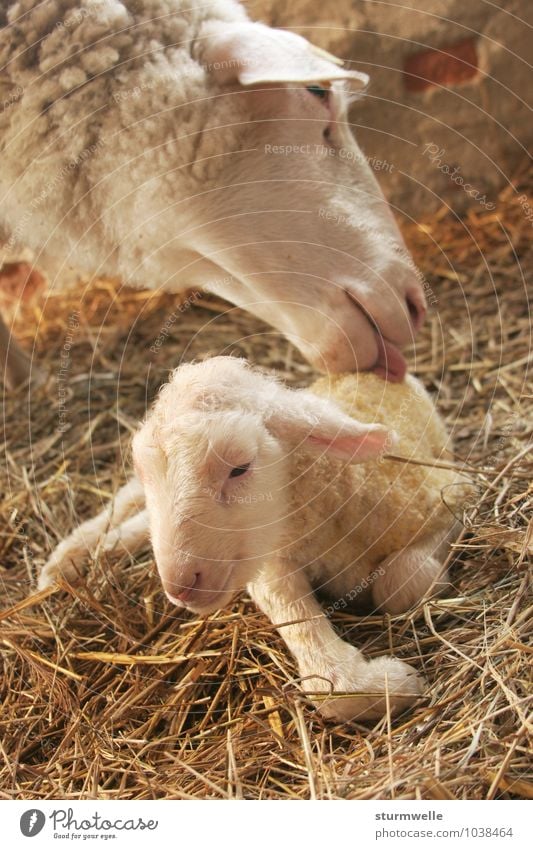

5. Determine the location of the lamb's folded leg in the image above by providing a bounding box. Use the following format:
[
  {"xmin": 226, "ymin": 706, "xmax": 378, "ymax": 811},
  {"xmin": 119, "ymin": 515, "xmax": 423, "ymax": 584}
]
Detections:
[
  {"xmin": 38, "ymin": 477, "xmax": 147, "ymax": 590},
  {"xmin": 372, "ymin": 525, "xmax": 459, "ymax": 615},
  {"xmin": 248, "ymin": 561, "xmax": 424, "ymax": 722}
]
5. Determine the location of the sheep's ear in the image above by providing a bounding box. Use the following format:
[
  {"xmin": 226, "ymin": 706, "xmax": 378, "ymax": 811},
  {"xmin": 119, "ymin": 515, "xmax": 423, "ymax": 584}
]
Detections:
[
  {"xmin": 265, "ymin": 388, "xmax": 396, "ymax": 463},
  {"xmin": 199, "ymin": 22, "xmax": 369, "ymax": 88}
]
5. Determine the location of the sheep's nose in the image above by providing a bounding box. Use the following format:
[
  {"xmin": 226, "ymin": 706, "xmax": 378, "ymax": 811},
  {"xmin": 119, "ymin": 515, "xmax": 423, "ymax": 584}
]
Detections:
[
  {"xmin": 405, "ymin": 289, "xmax": 427, "ymax": 332},
  {"xmin": 167, "ymin": 572, "xmax": 200, "ymax": 603}
]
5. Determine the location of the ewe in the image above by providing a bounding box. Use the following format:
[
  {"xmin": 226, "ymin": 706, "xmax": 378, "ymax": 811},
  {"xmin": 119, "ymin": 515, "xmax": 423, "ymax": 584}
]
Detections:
[
  {"xmin": 40, "ymin": 357, "xmax": 465, "ymax": 721},
  {"xmin": 1, "ymin": 0, "xmax": 426, "ymax": 387}
]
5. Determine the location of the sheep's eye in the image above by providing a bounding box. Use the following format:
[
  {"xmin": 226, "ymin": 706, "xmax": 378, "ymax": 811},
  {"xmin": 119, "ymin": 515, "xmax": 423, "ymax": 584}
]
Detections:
[
  {"xmin": 229, "ymin": 463, "xmax": 250, "ymax": 478},
  {"xmin": 306, "ymin": 85, "xmax": 330, "ymax": 102}
]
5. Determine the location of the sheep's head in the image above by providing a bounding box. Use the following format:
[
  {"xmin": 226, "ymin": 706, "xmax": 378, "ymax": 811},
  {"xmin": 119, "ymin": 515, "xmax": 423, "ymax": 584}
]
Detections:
[
  {"xmin": 181, "ymin": 23, "xmax": 427, "ymax": 378},
  {"xmin": 132, "ymin": 358, "xmax": 394, "ymax": 614}
]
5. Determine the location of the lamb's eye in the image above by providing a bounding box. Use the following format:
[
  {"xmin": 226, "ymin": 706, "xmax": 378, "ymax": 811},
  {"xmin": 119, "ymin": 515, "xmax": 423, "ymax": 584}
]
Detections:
[
  {"xmin": 306, "ymin": 85, "xmax": 329, "ymax": 102},
  {"xmin": 229, "ymin": 463, "xmax": 250, "ymax": 478}
]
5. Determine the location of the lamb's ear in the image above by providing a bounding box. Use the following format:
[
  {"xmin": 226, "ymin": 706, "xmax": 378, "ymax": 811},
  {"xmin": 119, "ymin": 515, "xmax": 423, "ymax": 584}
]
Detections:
[
  {"xmin": 264, "ymin": 387, "xmax": 396, "ymax": 463},
  {"xmin": 199, "ymin": 22, "xmax": 369, "ymax": 88}
]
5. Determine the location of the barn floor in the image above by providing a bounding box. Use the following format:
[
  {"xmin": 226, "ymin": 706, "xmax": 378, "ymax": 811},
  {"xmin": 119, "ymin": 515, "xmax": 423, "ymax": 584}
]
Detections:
[{"xmin": 1, "ymin": 166, "xmax": 531, "ymax": 800}]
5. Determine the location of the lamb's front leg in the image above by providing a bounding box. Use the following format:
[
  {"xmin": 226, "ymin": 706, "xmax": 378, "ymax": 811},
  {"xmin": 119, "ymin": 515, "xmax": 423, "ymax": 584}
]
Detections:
[
  {"xmin": 248, "ymin": 562, "xmax": 424, "ymax": 722},
  {"xmin": 38, "ymin": 477, "xmax": 147, "ymax": 589}
]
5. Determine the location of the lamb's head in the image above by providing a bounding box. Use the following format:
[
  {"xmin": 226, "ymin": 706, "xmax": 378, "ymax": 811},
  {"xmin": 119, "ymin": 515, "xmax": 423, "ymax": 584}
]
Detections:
[
  {"xmin": 132, "ymin": 358, "xmax": 393, "ymax": 614},
  {"xmin": 184, "ymin": 22, "xmax": 426, "ymax": 379}
]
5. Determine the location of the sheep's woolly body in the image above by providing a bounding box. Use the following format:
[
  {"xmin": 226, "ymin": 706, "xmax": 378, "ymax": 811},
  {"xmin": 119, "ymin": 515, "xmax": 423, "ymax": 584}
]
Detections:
[
  {"xmin": 284, "ymin": 373, "xmax": 460, "ymax": 599},
  {"xmin": 0, "ymin": 2, "xmax": 427, "ymax": 385},
  {"xmin": 0, "ymin": 0, "xmax": 248, "ymax": 279}
]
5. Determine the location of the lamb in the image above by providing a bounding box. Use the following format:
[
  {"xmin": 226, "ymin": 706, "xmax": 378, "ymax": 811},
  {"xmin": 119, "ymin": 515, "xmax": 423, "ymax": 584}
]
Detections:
[
  {"xmin": 0, "ymin": 0, "xmax": 426, "ymax": 387},
  {"xmin": 39, "ymin": 356, "xmax": 466, "ymax": 722}
]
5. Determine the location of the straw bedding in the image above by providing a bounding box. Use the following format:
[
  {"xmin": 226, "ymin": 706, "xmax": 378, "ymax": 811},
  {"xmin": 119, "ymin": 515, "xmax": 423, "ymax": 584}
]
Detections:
[{"xmin": 0, "ymin": 167, "xmax": 531, "ymax": 800}]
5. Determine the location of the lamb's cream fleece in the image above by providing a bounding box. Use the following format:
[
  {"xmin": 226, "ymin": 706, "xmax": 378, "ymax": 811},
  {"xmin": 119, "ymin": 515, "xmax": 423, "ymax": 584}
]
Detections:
[{"xmin": 285, "ymin": 372, "xmax": 460, "ymax": 600}]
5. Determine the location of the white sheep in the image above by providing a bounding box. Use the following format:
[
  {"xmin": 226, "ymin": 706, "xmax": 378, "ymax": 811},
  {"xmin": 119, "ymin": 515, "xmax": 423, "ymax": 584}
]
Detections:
[
  {"xmin": 0, "ymin": 0, "xmax": 426, "ymax": 387},
  {"xmin": 39, "ymin": 357, "xmax": 466, "ymax": 722}
]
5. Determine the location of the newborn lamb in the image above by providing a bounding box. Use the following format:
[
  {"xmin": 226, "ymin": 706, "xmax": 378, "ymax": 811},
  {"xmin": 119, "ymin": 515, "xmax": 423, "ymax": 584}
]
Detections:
[{"xmin": 39, "ymin": 357, "xmax": 465, "ymax": 721}]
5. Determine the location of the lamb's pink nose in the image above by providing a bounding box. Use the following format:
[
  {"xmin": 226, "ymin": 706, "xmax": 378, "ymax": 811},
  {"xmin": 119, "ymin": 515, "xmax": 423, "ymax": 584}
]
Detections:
[{"xmin": 172, "ymin": 572, "xmax": 200, "ymax": 602}]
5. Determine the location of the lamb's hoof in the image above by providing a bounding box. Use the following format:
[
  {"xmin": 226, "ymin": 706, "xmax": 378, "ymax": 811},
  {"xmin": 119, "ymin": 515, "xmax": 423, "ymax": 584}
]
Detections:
[
  {"xmin": 305, "ymin": 655, "xmax": 425, "ymax": 723},
  {"xmin": 37, "ymin": 546, "xmax": 86, "ymax": 591}
]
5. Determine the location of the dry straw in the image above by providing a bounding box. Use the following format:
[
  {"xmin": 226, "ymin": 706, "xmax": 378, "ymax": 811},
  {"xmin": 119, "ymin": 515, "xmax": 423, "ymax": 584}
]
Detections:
[{"xmin": 0, "ymin": 165, "xmax": 531, "ymax": 800}]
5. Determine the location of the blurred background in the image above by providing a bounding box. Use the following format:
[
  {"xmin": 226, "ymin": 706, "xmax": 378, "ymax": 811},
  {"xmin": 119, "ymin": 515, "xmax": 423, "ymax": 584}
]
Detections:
[{"xmin": 251, "ymin": 0, "xmax": 531, "ymax": 217}]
